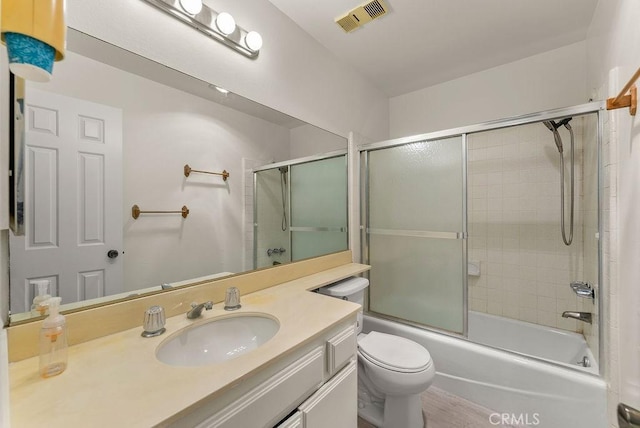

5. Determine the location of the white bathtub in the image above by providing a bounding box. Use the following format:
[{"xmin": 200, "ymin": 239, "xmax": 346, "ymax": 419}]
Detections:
[
  {"xmin": 468, "ymin": 311, "xmax": 598, "ymax": 374},
  {"xmin": 363, "ymin": 314, "xmax": 607, "ymax": 428}
]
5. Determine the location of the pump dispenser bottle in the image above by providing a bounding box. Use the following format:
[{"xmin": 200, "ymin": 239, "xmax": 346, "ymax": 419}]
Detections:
[
  {"xmin": 39, "ymin": 297, "xmax": 67, "ymax": 378},
  {"xmin": 31, "ymin": 280, "xmax": 51, "ymax": 316}
]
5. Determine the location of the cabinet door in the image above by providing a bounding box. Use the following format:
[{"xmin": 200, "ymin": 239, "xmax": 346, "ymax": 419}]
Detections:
[{"xmin": 298, "ymin": 360, "xmax": 357, "ymax": 428}]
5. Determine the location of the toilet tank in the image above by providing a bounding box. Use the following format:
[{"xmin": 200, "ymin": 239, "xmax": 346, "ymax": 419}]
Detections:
[{"xmin": 318, "ymin": 277, "xmax": 369, "ymax": 334}]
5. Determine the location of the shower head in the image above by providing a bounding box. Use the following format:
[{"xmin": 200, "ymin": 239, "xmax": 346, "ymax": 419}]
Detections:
[
  {"xmin": 543, "ymin": 120, "xmax": 564, "ymax": 154},
  {"xmin": 559, "ymin": 117, "xmax": 572, "ymax": 132},
  {"xmin": 278, "ymin": 166, "xmax": 288, "ymax": 174}
]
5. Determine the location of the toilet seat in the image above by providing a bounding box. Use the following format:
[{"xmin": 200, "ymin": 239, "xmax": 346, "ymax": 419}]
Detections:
[{"xmin": 358, "ymin": 331, "xmax": 433, "ymax": 373}]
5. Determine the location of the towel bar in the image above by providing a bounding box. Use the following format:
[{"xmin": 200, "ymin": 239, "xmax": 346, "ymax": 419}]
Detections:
[
  {"xmin": 184, "ymin": 164, "xmax": 229, "ymax": 181},
  {"xmin": 132, "ymin": 204, "xmax": 189, "ymax": 219}
]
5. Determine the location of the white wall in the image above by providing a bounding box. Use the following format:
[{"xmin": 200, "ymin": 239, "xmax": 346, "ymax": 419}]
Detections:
[
  {"xmin": 586, "ymin": 0, "xmax": 640, "ymax": 425},
  {"xmin": 65, "ymin": 0, "xmax": 389, "ymax": 143},
  {"xmin": 30, "ymin": 51, "xmax": 292, "ymax": 291},
  {"xmin": 389, "ymin": 41, "xmax": 588, "ymax": 138},
  {"xmin": 289, "ymin": 124, "xmax": 346, "ymax": 159},
  {"xmin": 255, "ymin": 169, "xmax": 289, "ymax": 269}
]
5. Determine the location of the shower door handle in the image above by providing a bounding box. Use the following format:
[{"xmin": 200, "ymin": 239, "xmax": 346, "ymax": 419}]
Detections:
[{"xmin": 619, "ymin": 403, "xmax": 640, "ymax": 428}]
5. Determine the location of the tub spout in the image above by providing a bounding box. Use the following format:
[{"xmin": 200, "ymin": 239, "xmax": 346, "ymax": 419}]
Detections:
[{"xmin": 562, "ymin": 311, "xmax": 592, "ymax": 324}]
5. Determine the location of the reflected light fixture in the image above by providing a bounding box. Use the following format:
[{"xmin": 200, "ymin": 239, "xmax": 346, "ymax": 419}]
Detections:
[
  {"xmin": 179, "ymin": 0, "xmax": 202, "ymax": 15},
  {"xmin": 142, "ymin": 0, "xmax": 263, "ymax": 58}
]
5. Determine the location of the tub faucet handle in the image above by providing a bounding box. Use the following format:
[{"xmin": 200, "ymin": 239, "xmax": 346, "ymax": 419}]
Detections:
[
  {"xmin": 570, "ymin": 281, "xmax": 595, "ymax": 300},
  {"xmin": 577, "ymin": 356, "xmax": 590, "ymax": 367}
]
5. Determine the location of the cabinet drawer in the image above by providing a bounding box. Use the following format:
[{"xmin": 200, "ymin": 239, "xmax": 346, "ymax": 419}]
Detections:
[
  {"xmin": 276, "ymin": 411, "xmax": 303, "ymax": 428},
  {"xmin": 200, "ymin": 347, "xmax": 324, "ymax": 428},
  {"xmin": 326, "ymin": 324, "xmax": 356, "ymax": 375}
]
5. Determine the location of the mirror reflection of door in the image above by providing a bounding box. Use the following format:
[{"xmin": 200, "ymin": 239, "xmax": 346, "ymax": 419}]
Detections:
[{"xmin": 9, "ymin": 88, "xmax": 123, "ymax": 312}]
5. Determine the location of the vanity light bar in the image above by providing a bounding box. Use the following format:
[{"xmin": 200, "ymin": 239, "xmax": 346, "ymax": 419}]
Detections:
[{"xmin": 142, "ymin": 0, "xmax": 262, "ymax": 58}]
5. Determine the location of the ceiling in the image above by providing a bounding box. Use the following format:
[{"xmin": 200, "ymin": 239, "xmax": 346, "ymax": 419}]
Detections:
[{"xmin": 267, "ymin": 0, "xmax": 599, "ymax": 97}]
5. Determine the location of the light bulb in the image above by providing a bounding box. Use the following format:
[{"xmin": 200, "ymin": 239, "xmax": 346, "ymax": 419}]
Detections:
[
  {"xmin": 215, "ymin": 12, "xmax": 236, "ymax": 35},
  {"xmin": 244, "ymin": 31, "xmax": 263, "ymax": 52},
  {"xmin": 179, "ymin": 0, "xmax": 202, "ymax": 15}
]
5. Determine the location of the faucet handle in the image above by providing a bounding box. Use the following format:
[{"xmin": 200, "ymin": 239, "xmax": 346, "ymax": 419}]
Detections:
[
  {"xmin": 224, "ymin": 287, "xmax": 241, "ymax": 311},
  {"xmin": 142, "ymin": 305, "xmax": 166, "ymax": 338},
  {"xmin": 570, "ymin": 281, "xmax": 595, "ymax": 299}
]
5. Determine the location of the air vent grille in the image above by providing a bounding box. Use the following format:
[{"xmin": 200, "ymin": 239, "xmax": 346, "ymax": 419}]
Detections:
[
  {"xmin": 335, "ymin": 0, "xmax": 389, "ymax": 33},
  {"xmin": 363, "ymin": 0, "xmax": 386, "ymax": 19},
  {"xmin": 337, "ymin": 15, "xmax": 359, "ymax": 33}
]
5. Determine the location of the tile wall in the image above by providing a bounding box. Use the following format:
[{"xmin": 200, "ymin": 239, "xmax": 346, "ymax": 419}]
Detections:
[
  {"xmin": 467, "ymin": 120, "xmax": 595, "ymax": 333},
  {"xmin": 254, "ymin": 168, "xmax": 290, "ymax": 269}
]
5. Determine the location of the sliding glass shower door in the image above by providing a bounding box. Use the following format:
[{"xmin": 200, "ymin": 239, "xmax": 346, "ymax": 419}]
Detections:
[
  {"xmin": 290, "ymin": 155, "xmax": 348, "ymax": 260},
  {"xmin": 365, "ymin": 137, "xmax": 466, "ymax": 334}
]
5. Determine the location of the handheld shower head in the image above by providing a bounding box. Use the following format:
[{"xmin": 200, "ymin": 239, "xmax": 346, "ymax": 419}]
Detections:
[
  {"xmin": 543, "ymin": 120, "xmax": 564, "ymax": 154},
  {"xmin": 542, "ymin": 117, "xmax": 575, "ymax": 246}
]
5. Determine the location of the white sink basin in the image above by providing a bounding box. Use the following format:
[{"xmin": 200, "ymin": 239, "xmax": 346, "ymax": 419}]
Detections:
[{"xmin": 156, "ymin": 314, "xmax": 280, "ymax": 367}]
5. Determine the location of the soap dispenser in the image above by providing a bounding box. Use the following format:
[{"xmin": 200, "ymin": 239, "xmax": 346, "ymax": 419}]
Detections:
[
  {"xmin": 30, "ymin": 280, "xmax": 51, "ymax": 317},
  {"xmin": 39, "ymin": 297, "xmax": 67, "ymax": 378}
]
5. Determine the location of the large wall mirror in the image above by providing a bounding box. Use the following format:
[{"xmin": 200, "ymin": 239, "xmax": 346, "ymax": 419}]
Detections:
[{"xmin": 8, "ymin": 28, "xmax": 348, "ymax": 324}]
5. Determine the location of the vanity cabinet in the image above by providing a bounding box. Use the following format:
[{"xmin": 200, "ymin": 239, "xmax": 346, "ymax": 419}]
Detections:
[{"xmin": 169, "ymin": 322, "xmax": 357, "ymax": 428}]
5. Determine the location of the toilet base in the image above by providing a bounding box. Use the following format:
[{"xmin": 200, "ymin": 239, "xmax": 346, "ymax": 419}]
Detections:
[
  {"xmin": 358, "ymin": 399, "xmax": 384, "ymax": 427},
  {"xmin": 358, "ymin": 394, "xmax": 427, "ymax": 428}
]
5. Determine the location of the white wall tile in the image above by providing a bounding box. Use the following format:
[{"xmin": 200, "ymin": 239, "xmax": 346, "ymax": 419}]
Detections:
[{"xmin": 467, "ymin": 120, "xmax": 595, "ymax": 334}]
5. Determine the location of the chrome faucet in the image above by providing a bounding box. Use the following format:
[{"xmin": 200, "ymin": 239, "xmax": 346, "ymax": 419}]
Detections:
[
  {"xmin": 187, "ymin": 301, "xmax": 213, "ymax": 319},
  {"xmin": 562, "ymin": 311, "xmax": 592, "ymax": 324}
]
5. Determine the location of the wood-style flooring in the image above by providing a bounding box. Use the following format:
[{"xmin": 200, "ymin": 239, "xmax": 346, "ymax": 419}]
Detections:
[{"xmin": 357, "ymin": 387, "xmax": 519, "ymax": 428}]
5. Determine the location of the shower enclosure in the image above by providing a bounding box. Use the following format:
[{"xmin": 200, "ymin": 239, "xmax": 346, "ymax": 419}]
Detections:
[
  {"xmin": 360, "ymin": 103, "xmax": 603, "ymax": 374},
  {"xmin": 253, "ymin": 152, "xmax": 348, "ymax": 269}
]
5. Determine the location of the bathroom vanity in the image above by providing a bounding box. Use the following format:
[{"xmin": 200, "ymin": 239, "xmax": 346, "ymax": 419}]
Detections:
[{"xmin": 8, "ymin": 259, "xmax": 369, "ymax": 427}]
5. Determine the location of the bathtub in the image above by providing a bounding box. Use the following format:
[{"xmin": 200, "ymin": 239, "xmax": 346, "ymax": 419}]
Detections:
[
  {"xmin": 468, "ymin": 311, "xmax": 598, "ymax": 374},
  {"xmin": 363, "ymin": 313, "xmax": 607, "ymax": 428}
]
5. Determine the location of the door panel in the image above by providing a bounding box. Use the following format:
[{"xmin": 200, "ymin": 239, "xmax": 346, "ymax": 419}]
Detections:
[
  {"xmin": 10, "ymin": 88, "xmax": 123, "ymax": 313},
  {"xmin": 290, "ymin": 155, "xmax": 347, "ymax": 261},
  {"xmin": 366, "ymin": 137, "xmax": 466, "ymax": 334}
]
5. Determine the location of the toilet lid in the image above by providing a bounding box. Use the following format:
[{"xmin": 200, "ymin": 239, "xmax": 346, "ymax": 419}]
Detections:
[{"xmin": 358, "ymin": 331, "xmax": 432, "ymax": 373}]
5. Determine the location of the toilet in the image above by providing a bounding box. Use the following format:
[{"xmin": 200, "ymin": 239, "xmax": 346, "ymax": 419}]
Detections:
[{"xmin": 318, "ymin": 277, "xmax": 435, "ymax": 428}]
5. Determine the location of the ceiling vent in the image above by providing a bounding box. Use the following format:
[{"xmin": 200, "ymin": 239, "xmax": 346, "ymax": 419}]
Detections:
[{"xmin": 335, "ymin": 0, "xmax": 389, "ymax": 33}]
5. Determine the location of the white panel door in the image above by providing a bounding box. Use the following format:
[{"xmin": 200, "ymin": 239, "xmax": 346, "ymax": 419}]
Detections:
[{"xmin": 10, "ymin": 88, "xmax": 123, "ymax": 312}]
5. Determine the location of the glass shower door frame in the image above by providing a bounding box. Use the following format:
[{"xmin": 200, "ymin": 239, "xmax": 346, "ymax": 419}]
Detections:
[
  {"xmin": 360, "ymin": 101, "xmax": 606, "ymax": 350},
  {"xmin": 253, "ymin": 149, "xmax": 348, "ymax": 269}
]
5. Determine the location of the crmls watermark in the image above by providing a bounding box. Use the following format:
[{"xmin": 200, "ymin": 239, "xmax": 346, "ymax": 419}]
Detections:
[{"xmin": 489, "ymin": 413, "xmax": 541, "ymax": 426}]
